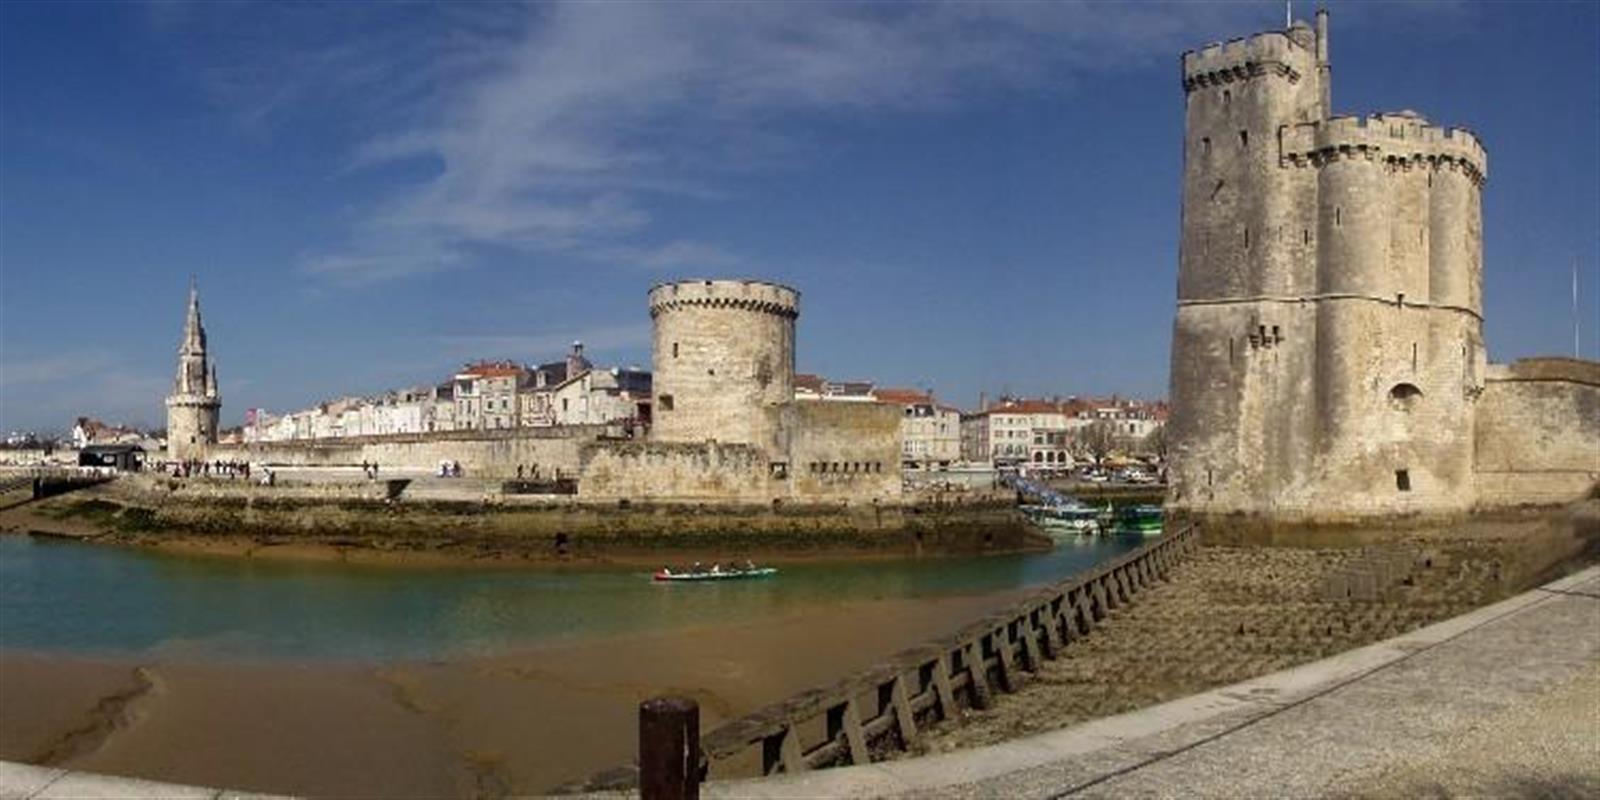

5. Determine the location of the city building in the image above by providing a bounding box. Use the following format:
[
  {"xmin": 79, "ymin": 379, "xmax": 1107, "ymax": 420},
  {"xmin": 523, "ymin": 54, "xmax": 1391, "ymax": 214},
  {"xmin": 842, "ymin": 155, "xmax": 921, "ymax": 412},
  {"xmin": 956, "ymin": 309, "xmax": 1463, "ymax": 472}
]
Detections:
[{"xmin": 872, "ymin": 388, "xmax": 961, "ymax": 470}]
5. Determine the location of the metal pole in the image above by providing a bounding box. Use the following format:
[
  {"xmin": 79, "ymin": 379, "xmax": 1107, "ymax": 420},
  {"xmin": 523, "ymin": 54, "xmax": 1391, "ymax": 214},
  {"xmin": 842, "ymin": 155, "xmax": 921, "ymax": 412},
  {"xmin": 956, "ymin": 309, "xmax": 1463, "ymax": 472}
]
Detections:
[{"xmin": 640, "ymin": 696, "xmax": 702, "ymax": 800}]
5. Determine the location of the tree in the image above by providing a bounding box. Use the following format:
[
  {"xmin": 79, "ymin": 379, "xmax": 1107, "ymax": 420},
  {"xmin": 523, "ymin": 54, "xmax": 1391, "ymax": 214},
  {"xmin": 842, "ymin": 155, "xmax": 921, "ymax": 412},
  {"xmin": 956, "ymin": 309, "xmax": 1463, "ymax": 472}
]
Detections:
[
  {"xmin": 1141, "ymin": 424, "xmax": 1168, "ymax": 459},
  {"xmin": 1077, "ymin": 421, "xmax": 1116, "ymax": 465}
]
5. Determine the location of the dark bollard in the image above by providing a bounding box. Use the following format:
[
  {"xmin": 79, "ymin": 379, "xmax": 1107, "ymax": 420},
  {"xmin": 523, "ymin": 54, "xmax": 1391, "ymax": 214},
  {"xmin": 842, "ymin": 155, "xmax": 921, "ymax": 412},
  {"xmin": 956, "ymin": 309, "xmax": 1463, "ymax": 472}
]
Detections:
[{"xmin": 640, "ymin": 696, "xmax": 702, "ymax": 800}]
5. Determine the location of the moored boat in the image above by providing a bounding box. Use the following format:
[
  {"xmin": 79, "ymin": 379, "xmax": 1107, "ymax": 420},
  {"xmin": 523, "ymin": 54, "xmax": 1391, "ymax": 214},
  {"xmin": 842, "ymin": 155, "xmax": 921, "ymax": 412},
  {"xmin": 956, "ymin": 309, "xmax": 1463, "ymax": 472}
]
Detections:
[
  {"xmin": 1111, "ymin": 504, "xmax": 1164, "ymax": 536},
  {"xmin": 1020, "ymin": 504, "xmax": 1102, "ymax": 536}
]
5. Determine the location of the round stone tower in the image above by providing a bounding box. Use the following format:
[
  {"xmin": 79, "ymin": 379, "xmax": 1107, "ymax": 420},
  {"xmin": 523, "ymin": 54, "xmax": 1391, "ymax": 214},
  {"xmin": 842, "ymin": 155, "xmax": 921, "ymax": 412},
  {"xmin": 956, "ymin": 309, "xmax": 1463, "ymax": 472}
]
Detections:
[{"xmin": 648, "ymin": 279, "xmax": 798, "ymax": 449}]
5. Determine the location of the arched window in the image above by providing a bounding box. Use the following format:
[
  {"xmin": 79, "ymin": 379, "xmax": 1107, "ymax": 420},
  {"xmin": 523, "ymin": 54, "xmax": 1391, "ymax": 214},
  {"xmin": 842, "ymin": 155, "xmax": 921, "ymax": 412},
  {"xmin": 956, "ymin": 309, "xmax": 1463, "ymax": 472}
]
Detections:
[{"xmin": 1389, "ymin": 383, "xmax": 1423, "ymax": 411}]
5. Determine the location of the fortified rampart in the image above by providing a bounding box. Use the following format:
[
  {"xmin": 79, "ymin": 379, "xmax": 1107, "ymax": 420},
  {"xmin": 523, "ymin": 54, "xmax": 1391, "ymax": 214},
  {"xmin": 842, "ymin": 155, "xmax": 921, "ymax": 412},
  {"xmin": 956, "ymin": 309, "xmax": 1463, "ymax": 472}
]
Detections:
[
  {"xmin": 205, "ymin": 426, "xmax": 607, "ymax": 479},
  {"xmin": 1474, "ymin": 358, "xmax": 1600, "ymax": 508},
  {"xmin": 1166, "ymin": 12, "xmax": 1594, "ymax": 523}
]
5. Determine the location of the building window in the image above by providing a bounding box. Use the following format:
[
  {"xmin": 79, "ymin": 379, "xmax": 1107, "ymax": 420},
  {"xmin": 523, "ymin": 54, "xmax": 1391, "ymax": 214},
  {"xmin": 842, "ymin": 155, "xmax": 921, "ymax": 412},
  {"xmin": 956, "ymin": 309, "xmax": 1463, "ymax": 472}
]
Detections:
[
  {"xmin": 1239, "ymin": 130, "xmax": 1248, "ymax": 148},
  {"xmin": 1395, "ymin": 469, "xmax": 1411, "ymax": 492},
  {"xmin": 1335, "ymin": 207, "xmax": 1342, "ymax": 226},
  {"xmin": 770, "ymin": 462, "xmax": 788, "ymax": 480},
  {"xmin": 672, "ymin": 342, "xmax": 679, "ymax": 358},
  {"xmin": 1201, "ymin": 137, "xmax": 1211, "ymax": 156},
  {"xmin": 659, "ymin": 394, "xmax": 674, "ymax": 411}
]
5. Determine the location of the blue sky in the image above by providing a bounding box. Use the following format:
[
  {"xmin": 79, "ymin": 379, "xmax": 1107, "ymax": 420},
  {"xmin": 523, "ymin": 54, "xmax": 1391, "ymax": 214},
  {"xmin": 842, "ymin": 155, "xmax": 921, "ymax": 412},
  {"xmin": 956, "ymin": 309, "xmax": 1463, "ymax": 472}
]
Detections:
[{"xmin": 2, "ymin": 1, "xmax": 1596, "ymax": 432}]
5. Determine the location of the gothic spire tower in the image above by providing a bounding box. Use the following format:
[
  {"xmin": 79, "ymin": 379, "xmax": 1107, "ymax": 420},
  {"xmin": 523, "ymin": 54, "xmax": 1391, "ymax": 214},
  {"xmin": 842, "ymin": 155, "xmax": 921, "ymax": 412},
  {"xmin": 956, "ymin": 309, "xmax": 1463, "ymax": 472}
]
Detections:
[{"xmin": 165, "ymin": 280, "xmax": 221, "ymax": 460}]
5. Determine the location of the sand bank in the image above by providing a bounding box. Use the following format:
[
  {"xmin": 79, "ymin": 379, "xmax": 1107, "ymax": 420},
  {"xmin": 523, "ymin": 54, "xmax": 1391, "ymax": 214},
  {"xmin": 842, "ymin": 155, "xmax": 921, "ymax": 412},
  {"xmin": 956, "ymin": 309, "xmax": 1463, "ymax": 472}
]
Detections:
[{"xmin": 0, "ymin": 588, "xmax": 1027, "ymax": 796}]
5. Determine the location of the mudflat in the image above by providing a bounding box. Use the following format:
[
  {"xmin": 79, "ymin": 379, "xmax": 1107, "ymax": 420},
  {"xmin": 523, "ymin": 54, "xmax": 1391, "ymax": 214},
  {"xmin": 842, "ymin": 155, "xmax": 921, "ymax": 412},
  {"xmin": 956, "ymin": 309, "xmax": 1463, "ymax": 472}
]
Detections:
[{"xmin": 0, "ymin": 589, "xmax": 1026, "ymax": 796}]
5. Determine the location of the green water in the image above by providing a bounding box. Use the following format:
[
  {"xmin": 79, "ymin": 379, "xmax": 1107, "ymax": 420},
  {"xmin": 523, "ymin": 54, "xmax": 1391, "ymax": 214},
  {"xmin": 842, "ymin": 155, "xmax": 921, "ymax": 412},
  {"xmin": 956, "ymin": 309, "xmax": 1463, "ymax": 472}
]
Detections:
[{"xmin": 0, "ymin": 535, "xmax": 1142, "ymax": 661}]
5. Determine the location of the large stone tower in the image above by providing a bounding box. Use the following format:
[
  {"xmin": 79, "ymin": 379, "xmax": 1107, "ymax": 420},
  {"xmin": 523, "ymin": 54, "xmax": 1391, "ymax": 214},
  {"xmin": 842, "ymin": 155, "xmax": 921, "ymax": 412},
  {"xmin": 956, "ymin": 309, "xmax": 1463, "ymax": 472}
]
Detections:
[
  {"xmin": 1167, "ymin": 12, "xmax": 1488, "ymax": 521},
  {"xmin": 165, "ymin": 281, "xmax": 221, "ymax": 461},
  {"xmin": 648, "ymin": 279, "xmax": 798, "ymax": 450}
]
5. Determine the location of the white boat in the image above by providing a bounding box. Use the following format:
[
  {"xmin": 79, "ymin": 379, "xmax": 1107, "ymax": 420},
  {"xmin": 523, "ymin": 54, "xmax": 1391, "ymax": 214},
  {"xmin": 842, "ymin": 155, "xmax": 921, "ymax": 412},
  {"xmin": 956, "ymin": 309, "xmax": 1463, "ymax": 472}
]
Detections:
[{"xmin": 1020, "ymin": 504, "xmax": 1102, "ymax": 536}]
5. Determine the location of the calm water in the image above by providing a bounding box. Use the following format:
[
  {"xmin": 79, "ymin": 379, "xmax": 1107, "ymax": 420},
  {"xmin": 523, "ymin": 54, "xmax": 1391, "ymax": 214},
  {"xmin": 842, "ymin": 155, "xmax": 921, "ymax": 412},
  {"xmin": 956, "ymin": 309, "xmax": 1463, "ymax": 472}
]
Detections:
[{"xmin": 0, "ymin": 535, "xmax": 1142, "ymax": 661}]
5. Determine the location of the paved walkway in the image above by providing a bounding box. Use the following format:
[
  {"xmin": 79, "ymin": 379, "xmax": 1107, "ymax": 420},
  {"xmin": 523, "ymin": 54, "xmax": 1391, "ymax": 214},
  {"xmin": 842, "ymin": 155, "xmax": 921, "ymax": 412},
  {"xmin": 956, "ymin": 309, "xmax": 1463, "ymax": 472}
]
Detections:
[
  {"xmin": 708, "ymin": 564, "xmax": 1600, "ymax": 798},
  {"xmin": 4, "ymin": 566, "xmax": 1595, "ymax": 799}
]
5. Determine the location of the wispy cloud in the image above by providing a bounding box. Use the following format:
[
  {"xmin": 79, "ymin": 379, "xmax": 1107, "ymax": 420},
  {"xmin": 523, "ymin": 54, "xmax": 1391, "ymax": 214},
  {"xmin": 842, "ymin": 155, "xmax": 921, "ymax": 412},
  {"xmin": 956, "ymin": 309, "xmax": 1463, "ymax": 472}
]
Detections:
[
  {"xmin": 435, "ymin": 322, "xmax": 652, "ymax": 361},
  {"xmin": 1, "ymin": 351, "xmax": 116, "ymax": 387},
  {"xmin": 0, "ymin": 350, "xmax": 169, "ymax": 430},
  {"xmin": 182, "ymin": 2, "xmax": 1274, "ymax": 286}
]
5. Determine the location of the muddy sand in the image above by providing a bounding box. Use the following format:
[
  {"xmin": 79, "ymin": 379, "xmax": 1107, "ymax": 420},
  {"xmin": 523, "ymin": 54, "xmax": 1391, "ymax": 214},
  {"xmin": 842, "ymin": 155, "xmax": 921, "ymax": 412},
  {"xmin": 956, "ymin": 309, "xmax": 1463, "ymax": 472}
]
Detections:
[{"xmin": 0, "ymin": 589, "xmax": 1030, "ymax": 797}]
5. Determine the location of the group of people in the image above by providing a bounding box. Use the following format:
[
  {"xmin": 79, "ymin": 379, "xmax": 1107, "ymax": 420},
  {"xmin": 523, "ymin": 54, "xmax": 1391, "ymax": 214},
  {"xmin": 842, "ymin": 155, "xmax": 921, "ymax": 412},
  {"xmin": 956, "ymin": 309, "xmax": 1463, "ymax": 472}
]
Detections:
[
  {"xmin": 158, "ymin": 458, "xmax": 276, "ymax": 485},
  {"xmin": 359, "ymin": 460, "xmax": 381, "ymax": 480},
  {"xmin": 438, "ymin": 460, "xmax": 464, "ymax": 478},
  {"xmin": 160, "ymin": 458, "xmax": 251, "ymax": 480}
]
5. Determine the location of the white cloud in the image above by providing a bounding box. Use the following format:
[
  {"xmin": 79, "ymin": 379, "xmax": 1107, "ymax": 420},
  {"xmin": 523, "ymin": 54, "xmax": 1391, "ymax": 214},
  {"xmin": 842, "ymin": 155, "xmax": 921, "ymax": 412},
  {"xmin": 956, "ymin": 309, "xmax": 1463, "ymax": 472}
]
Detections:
[
  {"xmin": 254, "ymin": 2, "xmax": 1273, "ymax": 285},
  {"xmin": 435, "ymin": 322, "xmax": 652, "ymax": 361},
  {"xmin": 0, "ymin": 350, "xmax": 170, "ymax": 431},
  {"xmin": 0, "ymin": 351, "xmax": 114, "ymax": 387}
]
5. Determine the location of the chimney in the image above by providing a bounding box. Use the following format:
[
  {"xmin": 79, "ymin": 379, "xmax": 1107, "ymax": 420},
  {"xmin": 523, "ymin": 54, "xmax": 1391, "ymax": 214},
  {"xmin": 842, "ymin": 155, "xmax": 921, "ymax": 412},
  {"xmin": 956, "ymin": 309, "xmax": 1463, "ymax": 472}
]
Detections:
[
  {"xmin": 979, "ymin": 391, "xmax": 988, "ymax": 411},
  {"xmin": 1315, "ymin": 8, "xmax": 1332, "ymax": 119},
  {"xmin": 566, "ymin": 341, "xmax": 585, "ymax": 380}
]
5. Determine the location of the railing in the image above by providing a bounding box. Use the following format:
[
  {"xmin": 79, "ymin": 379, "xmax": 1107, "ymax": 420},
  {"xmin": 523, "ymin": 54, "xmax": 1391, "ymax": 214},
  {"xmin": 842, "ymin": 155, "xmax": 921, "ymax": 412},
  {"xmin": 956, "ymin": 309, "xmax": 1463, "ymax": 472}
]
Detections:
[{"xmin": 574, "ymin": 523, "xmax": 1201, "ymax": 794}]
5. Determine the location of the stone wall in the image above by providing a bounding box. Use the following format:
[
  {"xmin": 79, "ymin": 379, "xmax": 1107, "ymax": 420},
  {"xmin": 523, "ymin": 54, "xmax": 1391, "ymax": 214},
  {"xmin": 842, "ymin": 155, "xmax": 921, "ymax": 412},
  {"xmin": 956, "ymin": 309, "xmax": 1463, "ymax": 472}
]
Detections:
[
  {"xmin": 1474, "ymin": 358, "xmax": 1600, "ymax": 508},
  {"xmin": 205, "ymin": 426, "xmax": 608, "ymax": 479},
  {"xmin": 579, "ymin": 401, "xmax": 902, "ymax": 502},
  {"xmin": 775, "ymin": 400, "xmax": 902, "ymax": 501},
  {"xmin": 577, "ymin": 440, "xmax": 773, "ymax": 501}
]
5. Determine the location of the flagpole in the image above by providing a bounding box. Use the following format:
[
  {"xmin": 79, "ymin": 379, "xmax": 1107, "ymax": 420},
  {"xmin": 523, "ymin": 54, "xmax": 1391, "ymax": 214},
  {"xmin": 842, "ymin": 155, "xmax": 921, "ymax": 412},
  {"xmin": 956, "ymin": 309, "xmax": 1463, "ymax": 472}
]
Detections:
[{"xmin": 1575, "ymin": 260, "xmax": 1582, "ymax": 359}]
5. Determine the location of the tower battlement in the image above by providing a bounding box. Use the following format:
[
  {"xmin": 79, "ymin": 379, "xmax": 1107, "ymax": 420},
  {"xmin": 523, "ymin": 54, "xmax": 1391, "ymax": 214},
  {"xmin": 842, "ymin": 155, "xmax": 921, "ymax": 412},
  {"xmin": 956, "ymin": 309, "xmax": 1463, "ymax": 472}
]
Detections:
[
  {"xmin": 1280, "ymin": 114, "xmax": 1488, "ymax": 184},
  {"xmin": 649, "ymin": 279, "xmax": 800, "ymax": 320},
  {"xmin": 1181, "ymin": 31, "xmax": 1314, "ymax": 92}
]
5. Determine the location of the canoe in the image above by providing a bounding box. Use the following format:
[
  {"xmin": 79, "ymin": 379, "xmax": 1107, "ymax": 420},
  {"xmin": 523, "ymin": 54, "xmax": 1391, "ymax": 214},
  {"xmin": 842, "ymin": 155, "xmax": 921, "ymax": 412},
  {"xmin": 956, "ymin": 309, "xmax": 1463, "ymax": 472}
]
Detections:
[{"xmin": 653, "ymin": 566, "xmax": 778, "ymax": 582}]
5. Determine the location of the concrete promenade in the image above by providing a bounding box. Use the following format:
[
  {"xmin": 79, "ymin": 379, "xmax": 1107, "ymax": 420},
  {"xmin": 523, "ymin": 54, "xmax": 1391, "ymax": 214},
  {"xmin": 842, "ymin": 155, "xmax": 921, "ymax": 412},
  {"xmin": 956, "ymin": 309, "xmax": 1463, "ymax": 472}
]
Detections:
[
  {"xmin": 2, "ymin": 565, "xmax": 1595, "ymax": 799},
  {"xmin": 709, "ymin": 564, "xmax": 1600, "ymax": 799}
]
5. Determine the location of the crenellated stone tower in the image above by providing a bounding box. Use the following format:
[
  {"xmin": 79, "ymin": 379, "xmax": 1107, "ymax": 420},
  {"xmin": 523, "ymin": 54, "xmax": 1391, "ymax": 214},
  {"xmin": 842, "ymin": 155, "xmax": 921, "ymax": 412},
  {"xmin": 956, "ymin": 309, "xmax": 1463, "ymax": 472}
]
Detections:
[
  {"xmin": 1167, "ymin": 11, "xmax": 1489, "ymax": 520},
  {"xmin": 648, "ymin": 279, "xmax": 799, "ymax": 452},
  {"xmin": 165, "ymin": 281, "xmax": 221, "ymax": 461}
]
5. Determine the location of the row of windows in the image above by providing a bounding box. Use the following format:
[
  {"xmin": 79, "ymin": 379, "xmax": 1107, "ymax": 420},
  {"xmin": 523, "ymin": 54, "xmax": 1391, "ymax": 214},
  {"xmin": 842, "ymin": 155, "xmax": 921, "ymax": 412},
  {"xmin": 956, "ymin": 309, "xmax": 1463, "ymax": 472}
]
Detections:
[{"xmin": 807, "ymin": 461, "xmax": 884, "ymax": 475}]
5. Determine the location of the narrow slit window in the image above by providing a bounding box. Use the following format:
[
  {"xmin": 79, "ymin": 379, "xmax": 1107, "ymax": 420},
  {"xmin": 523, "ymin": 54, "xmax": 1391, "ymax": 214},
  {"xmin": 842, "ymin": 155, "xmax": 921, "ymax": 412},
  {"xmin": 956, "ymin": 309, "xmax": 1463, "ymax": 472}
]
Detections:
[
  {"xmin": 1303, "ymin": 228, "xmax": 1310, "ymax": 245},
  {"xmin": 1395, "ymin": 469, "xmax": 1411, "ymax": 492},
  {"xmin": 1201, "ymin": 137, "xmax": 1211, "ymax": 156},
  {"xmin": 1239, "ymin": 130, "xmax": 1248, "ymax": 148},
  {"xmin": 672, "ymin": 342, "xmax": 679, "ymax": 358},
  {"xmin": 1243, "ymin": 227, "xmax": 1250, "ymax": 248},
  {"xmin": 1335, "ymin": 207, "xmax": 1342, "ymax": 226}
]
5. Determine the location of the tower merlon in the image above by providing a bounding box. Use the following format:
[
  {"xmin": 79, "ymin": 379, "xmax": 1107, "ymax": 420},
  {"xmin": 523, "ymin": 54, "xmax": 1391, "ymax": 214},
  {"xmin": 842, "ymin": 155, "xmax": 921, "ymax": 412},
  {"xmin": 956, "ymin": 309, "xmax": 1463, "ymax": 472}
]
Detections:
[
  {"xmin": 1279, "ymin": 114, "xmax": 1487, "ymax": 183},
  {"xmin": 649, "ymin": 279, "xmax": 800, "ymax": 320},
  {"xmin": 1181, "ymin": 31, "xmax": 1314, "ymax": 92}
]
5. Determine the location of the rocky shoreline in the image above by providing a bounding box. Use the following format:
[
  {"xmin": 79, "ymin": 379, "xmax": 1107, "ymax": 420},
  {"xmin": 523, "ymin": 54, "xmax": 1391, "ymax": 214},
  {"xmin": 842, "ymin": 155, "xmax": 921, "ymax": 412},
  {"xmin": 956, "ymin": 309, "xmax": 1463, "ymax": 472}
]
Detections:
[{"xmin": 0, "ymin": 480, "xmax": 1051, "ymax": 567}]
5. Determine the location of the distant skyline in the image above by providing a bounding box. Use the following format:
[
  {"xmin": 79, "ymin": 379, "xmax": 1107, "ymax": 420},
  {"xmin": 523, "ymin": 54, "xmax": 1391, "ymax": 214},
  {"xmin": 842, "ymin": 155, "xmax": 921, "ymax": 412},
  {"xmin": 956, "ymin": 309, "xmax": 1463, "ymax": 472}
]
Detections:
[{"xmin": 3, "ymin": 1, "xmax": 1597, "ymax": 432}]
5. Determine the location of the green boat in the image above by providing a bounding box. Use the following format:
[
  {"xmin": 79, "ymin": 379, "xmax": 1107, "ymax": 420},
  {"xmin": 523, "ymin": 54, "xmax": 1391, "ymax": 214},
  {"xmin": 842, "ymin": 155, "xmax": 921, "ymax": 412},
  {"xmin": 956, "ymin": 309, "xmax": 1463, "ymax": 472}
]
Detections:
[{"xmin": 1111, "ymin": 504, "xmax": 1164, "ymax": 536}]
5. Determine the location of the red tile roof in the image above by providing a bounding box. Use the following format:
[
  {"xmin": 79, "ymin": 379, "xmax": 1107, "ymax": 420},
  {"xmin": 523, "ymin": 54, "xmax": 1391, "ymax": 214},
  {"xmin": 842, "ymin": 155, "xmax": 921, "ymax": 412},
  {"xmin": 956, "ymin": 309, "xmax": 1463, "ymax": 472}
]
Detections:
[{"xmin": 872, "ymin": 387, "xmax": 933, "ymax": 406}]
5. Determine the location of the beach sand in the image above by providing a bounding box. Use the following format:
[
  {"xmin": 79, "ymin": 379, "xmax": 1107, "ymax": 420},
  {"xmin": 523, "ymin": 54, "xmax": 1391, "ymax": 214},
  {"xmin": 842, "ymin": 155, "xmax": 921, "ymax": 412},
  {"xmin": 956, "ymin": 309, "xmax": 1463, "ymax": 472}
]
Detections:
[{"xmin": 1, "ymin": 589, "xmax": 1024, "ymax": 797}]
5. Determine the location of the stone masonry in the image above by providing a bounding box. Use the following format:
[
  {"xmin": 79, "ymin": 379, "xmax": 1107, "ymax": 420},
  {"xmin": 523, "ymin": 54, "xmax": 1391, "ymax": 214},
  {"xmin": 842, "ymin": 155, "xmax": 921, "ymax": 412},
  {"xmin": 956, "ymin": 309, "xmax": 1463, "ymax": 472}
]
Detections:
[
  {"xmin": 1167, "ymin": 12, "xmax": 1598, "ymax": 522},
  {"xmin": 579, "ymin": 279, "xmax": 902, "ymax": 502},
  {"xmin": 164, "ymin": 282, "xmax": 220, "ymax": 462}
]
